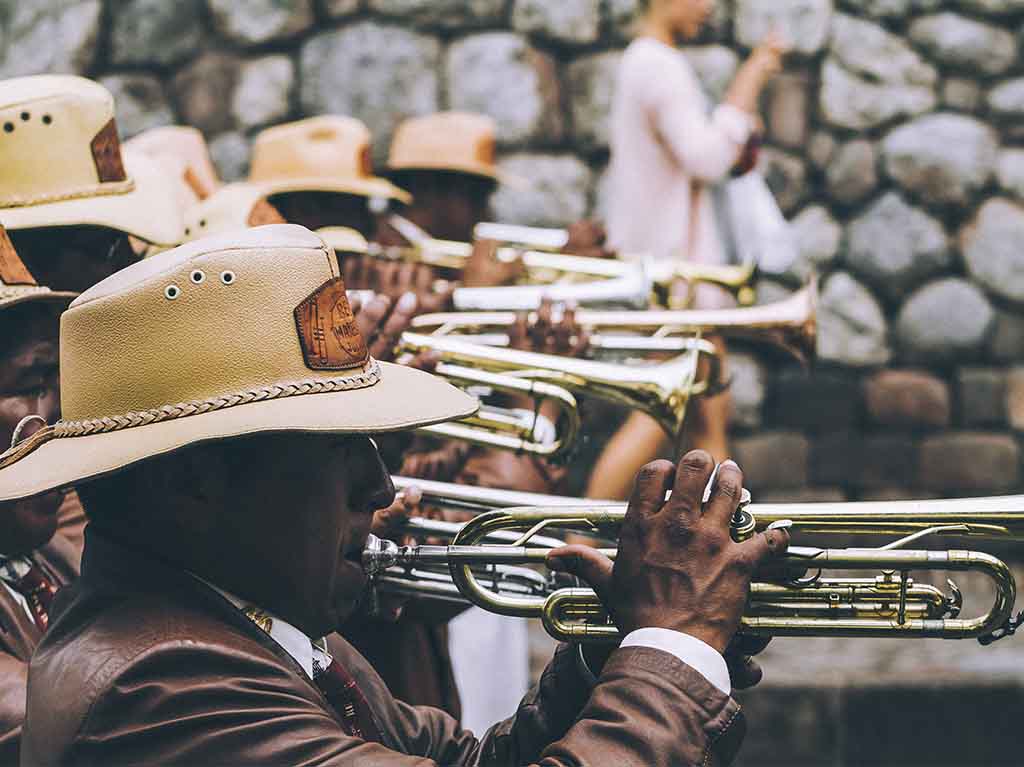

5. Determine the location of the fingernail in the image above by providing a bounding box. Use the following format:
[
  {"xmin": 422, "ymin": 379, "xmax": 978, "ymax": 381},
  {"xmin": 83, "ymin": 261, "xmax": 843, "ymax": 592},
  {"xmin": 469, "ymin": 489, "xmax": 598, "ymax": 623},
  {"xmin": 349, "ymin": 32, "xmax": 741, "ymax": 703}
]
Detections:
[
  {"xmin": 405, "ymin": 487, "xmax": 422, "ymax": 505},
  {"xmin": 397, "ymin": 292, "xmax": 417, "ymax": 312},
  {"xmin": 721, "ymin": 459, "xmax": 739, "ymax": 471}
]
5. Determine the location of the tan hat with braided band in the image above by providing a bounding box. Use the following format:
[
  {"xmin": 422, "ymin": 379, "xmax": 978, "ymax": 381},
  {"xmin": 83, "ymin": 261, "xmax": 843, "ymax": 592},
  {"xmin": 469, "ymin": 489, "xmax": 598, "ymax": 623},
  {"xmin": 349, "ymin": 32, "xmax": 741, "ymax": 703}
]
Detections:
[
  {"xmin": 387, "ymin": 112, "xmax": 503, "ymax": 182},
  {"xmin": 248, "ymin": 116, "xmax": 411, "ymax": 204},
  {"xmin": 0, "ymin": 224, "xmax": 477, "ymax": 501},
  {"xmin": 0, "ymin": 75, "xmax": 183, "ymax": 245},
  {"xmin": 0, "ymin": 224, "xmax": 77, "ymax": 312},
  {"xmin": 124, "ymin": 125, "xmax": 222, "ymax": 209},
  {"xmin": 180, "ymin": 183, "xmax": 285, "ymax": 242}
]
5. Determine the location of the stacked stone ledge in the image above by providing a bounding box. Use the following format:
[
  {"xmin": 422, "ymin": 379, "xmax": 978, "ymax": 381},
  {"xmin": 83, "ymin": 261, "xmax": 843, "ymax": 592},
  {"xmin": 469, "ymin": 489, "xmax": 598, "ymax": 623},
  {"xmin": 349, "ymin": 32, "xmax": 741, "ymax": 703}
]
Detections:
[{"xmin": 2, "ymin": 0, "xmax": 1024, "ymax": 502}]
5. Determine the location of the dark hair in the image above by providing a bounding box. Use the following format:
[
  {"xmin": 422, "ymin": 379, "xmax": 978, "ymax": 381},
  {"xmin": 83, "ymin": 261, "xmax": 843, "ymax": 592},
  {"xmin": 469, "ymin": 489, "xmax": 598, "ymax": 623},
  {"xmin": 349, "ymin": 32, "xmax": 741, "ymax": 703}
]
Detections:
[
  {"xmin": 0, "ymin": 301, "xmax": 61, "ymax": 361},
  {"xmin": 387, "ymin": 169, "xmax": 496, "ymax": 202}
]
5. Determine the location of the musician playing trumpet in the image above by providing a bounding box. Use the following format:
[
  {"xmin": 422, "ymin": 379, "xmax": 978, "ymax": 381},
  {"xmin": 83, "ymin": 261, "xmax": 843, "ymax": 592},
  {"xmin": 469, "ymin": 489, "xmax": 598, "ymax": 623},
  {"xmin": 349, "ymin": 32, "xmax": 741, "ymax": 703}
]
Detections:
[
  {"xmin": 592, "ymin": 0, "xmax": 787, "ymax": 499},
  {"xmin": 4, "ymin": 226, "xmax": 790, "ymax": 766}
]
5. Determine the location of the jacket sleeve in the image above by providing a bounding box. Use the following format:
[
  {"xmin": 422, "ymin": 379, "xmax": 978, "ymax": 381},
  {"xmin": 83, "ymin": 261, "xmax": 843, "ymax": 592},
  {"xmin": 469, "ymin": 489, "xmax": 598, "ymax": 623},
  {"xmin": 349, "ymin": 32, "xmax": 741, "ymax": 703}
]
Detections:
[
  {"xmin": 0, "ymin": 652, "xmax": 26, "ymax": 765},
  {"xmin": 640, "ymin": 52, "xmax": 752, "ymax": 184}
]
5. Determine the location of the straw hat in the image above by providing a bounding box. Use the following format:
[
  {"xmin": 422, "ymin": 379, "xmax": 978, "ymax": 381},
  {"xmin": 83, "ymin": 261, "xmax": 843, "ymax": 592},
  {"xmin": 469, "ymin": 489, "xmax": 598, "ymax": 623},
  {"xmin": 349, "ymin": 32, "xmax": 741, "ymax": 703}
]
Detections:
[
  {"xmin": 124, "ymin": 125, "xmax": 222, "ymax": 208},
  {"xmin": 0, "ymin": 224, "xmax": 477, "ymax": 501},
  {"xmin": 0, "ymin": 75, "xmax": 184, "ymax": 245},
  {"xmin": 180, "ymin": 183, "xmax": 285, "ymax": 242},
  {"xmin": 0, "ymin": 224, "xmax": 77, "ymax": 312},
  {"xmin": 248, "ymin": 116, "xmax": 410, "ymax": 204},
  {"xmin": 387, "ymin": 112, "xmax": 503, "ymax": 182}
]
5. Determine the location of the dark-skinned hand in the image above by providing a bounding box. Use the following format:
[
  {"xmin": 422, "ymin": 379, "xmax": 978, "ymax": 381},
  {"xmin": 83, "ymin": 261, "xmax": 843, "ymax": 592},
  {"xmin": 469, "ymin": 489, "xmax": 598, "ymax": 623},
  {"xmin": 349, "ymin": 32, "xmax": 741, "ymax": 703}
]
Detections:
[
  {"xmin": 462, "ymin": 238, "xmax": 525, "ymax": 288},
  {"xmin": 546, "ymin": 451, "xmax": 789, "ymax": 656},
  {"xmin": 509, "ymin": 298, "xmax": 590, "ymax": 357},
  {"xmin": 563, "ymin": 219, "xmax": 614, "ymax": 259},
  {"xmin": 349, "ymin": 291, "xmax": 439, "ymax": 370}
]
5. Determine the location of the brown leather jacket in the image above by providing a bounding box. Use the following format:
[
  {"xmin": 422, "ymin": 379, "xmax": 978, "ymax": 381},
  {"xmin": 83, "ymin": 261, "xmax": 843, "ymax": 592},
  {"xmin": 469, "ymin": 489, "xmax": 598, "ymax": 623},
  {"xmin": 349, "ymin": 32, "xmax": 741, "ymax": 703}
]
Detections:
[
  {"xmin": 0, "ymin": 532, "xmax": 80, "ymax": 764},
  {"xmin": 23, "ymin": 529, "xmax": 747, "ymax": 766}
]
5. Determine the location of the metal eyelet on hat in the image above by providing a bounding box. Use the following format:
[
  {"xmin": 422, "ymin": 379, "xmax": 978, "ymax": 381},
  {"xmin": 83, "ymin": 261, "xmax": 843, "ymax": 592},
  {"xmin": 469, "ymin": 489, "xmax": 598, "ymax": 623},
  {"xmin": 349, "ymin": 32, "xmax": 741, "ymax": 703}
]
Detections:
[
  {"xmin": 220, "ymin": 271, "xmax": 236, "ymax": 285},
  {"xmin": 164, "ymin": 284, "xmax": 181, "ymax": 300},
  {"xmin": 190, "ymin": 269, "xmax": 206, "ymax": 284}
]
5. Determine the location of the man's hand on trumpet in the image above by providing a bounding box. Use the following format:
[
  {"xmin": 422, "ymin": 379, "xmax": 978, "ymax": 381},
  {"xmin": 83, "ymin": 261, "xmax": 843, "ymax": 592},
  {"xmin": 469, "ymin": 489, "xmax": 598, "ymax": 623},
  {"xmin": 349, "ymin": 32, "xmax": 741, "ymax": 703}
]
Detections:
[
  {"xmin": 547, "ymin": 451, "xmax": 790, "ymax": 685},
  {"xmin": 509, "ymin": 297, "xmax": 590, "ymax": 358}
]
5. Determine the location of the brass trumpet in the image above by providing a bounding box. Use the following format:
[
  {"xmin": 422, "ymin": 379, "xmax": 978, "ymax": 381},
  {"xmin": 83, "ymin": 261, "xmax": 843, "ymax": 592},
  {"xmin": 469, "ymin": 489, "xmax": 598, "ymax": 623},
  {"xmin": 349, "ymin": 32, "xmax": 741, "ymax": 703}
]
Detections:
[
  {"xmin": 411, "ymin": 282, "xmax": 818, "ymax": 366},
  {"xmin": 319, "ymin": 226, "xmax": 757, "ymax": 309},
  {"xmin": 364, "ymin": 494, "xmax": 1024, "ymax": 644},
  {"xmin": 403, "ymin": 331, "xmax": 721, "ymax": 449}
]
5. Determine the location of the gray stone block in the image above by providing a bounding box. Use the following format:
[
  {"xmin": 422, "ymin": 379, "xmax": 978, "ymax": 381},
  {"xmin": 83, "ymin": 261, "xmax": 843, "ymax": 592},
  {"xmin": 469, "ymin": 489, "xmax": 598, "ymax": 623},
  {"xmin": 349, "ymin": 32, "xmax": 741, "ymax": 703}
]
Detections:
[
  {"xmin": 941, "ymin": 77, "xmax": 983, "ymax": 112},
  {"xmin": 171, "ymin": 52, "xmax": 242, "ymax": 136},
  {"xmin": 735, "ymin": 0, "xmax": 834, "ymax": 56},
  {"xmin": 961, "ymin": 198, "xmax": 1024, "ymax": 306},
  {"xmin": 825, "ymin": 139, "xmax": 878, "ymax": 206},
  {"xmin": 0, "ymin": 0, "xmax": 101, "ymax": 77},
  {"xmin": 819, "ymin": 58, "xmax": 936, "ymax": 132},
  {"xmin": 789, "ymin": 205, "xmax": 842, "ymax": 280},
  {"xmin": 846, "ymin": 192, "xmax": 950, "ymax": 301},
  {"xmin": 817, "ymin": 272, "xmax": 891, "ymax": 368},
  {"xmin": 367, "ymin": 0, "xmax": 505, "ymax": 28},
  {"xmin": 882, "ymin": 113, "xmax": 998, "ymax": 207},
  {"xmin": 909, "ymin": 12, "xmax": 1017, "ymax": 76},
  {"xmin": 759, "ymin": 147, "xmax": 806, "ymax": 216},
  {"xmin": 446, "ymin": 33, "xmax": 563, "ymax": 147},
  {"xmin": 109, "ymin": 0, "xmax": 205, "ymax": 67},
  {"xmin": 918, "ymin": 431, "xmax": 1021, "ymax": 491},
  {"xmin": 300, "ymin": 22, "xmax": 440, "ymax": 157},
  {"xmin": 565, "ymin": 51, "xmax": 620, "ymax": 152},
  {"xmin": 683, "ymin": 46, "xmax": 740, "ymax": 104},
  {"xmin": 232, "ymin": 55, "xmax": 295, "ymax": 132},
  {"xmin": 996, "ymin": 149, "xmax": 1024, "ymax": 200},
  {"xmin": 957, "ymin": 367, "xmax": 1008, "ymax": 427},
  {"xmin": 489, "ymin": 153, "xmax": 593, "ymax": 228},
  {"xmin": 729, "ymin": 351, "xmax": 766, "ymax": 432},
  {"xmin": 511, "ymin": 0, "xmax": 601, "ymax": 45},
  {"xmin": 765, "ymin": 72, "xmax": 810, "ymax": 150},
  {"xmin": 765, "ymin": 369, "xmax": 862, "ymax": 432},
  {"xmin": 208, "ymin": 0, "xmax": 314, "ymax": 46},
  {"xmin": 895, "ymin": 279, "xmax": 996, "ymax": 365},
  {"xmin": 989, "ymin": 309, "xmax": 1024, "ymax": 363},
  {"xmin": 99, "ymin": 74, "xmax": 174, "ymax": 140},
  {"xmin": 208, "ymin": 131, "xmax": 252, "ymax": 183}
]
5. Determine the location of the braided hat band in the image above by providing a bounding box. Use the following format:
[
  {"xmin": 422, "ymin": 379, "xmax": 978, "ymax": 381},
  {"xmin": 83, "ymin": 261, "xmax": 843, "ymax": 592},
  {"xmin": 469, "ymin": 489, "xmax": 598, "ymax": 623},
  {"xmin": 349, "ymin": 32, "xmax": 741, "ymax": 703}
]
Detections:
[{"xmin": 0, "ymin": 360, "xmax": 381, "ymax": 471}]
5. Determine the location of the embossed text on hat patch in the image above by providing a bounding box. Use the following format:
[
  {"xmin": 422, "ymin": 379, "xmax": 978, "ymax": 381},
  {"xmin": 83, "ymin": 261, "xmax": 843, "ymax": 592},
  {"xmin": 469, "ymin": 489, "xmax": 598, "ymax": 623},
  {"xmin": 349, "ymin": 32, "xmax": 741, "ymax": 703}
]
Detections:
[
  {"xmin": 294, "ymin": 277, "xmax": 369, "ymax": 370},
  {"xmin": 90, "ymin": 118, "xmax": 128, "ymax": 183},
  {"xmin": 0, "ymin": 226, "xmax": 37, "ymax": 287}
]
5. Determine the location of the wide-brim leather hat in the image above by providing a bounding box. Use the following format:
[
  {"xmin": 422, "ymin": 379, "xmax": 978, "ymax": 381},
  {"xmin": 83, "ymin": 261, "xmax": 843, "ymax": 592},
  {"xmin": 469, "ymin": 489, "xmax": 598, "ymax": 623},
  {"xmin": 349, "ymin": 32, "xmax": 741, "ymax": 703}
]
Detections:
[
  {"xmin": 180, "ymin": 183, "xmax": 285, "ymax": 242},
  {"xmin": 0, "ymin": 224, "xmax": 477, "ymax": 501},
  {"xmin": 0, "ymin": 224, "xmax": 77, "ymax": 312},
  {"xmin": 248, "ymin": 116, "xmax": 411, "ymax": 204},
  {"xmin": 386, "ymin": 112, "xmax": 510, "ymax": 184},
  {"xmin": 0, "ymin": 75, "xmax": 183, "ymax": 245},
  {"xmin": 124, "ymin": 125, "xmax": 222, "ymax": 209}
]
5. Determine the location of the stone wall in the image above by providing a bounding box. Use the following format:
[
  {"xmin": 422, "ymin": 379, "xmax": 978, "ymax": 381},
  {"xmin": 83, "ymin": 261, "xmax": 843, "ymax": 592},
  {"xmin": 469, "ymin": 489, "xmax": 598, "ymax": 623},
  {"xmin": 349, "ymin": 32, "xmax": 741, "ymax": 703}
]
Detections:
[{"xmin": 3, "ymin": 0, "xmax": 1024, "ymax": 499}]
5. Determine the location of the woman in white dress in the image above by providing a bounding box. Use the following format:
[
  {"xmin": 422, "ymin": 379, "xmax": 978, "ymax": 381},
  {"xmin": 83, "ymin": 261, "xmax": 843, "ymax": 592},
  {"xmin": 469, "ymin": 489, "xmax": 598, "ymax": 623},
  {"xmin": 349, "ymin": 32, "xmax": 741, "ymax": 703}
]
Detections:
[{"xmin": 589, "ymin": 0, "xmax": 786, "ymax": 499}]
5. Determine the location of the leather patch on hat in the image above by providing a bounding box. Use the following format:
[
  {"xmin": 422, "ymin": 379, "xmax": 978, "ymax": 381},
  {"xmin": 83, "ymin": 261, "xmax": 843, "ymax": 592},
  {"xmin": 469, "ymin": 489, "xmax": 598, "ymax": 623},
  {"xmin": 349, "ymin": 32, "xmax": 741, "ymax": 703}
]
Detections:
[
  {"xmin": 0, "ymin": 226, "xmax": 36, "ymax": 287},
  {"xmin": 183, "ymin": 167, "xmax": 212, "ymax": 201},
  {"xmin": 476, "ymin": 135, "xmax": 496, "ymax": 166},
  {"xmin": 247, "ymin": 199, "xmax": 286, "ymax": 227},
  {"xmin": 294, "ymin": 277, "xmax": 369, "ymax": 370},
  {"xmin": 90, "ymin": 118, "xmax": 128, "ymax": 183}
]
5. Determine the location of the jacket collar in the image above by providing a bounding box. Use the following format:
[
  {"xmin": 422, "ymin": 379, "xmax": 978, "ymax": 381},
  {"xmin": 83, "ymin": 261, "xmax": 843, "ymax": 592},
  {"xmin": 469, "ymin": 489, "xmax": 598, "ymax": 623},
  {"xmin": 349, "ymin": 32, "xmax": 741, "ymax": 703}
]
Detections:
[{"xmin": 76, "ymin": 526, "xmax": 323, "ymax": 687}]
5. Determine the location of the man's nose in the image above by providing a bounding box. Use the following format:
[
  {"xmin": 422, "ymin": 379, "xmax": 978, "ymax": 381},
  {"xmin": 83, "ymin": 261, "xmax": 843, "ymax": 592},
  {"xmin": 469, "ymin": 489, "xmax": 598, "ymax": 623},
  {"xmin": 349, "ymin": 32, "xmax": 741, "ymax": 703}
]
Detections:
[{"xmin": 352, "ymin": 437, "xmax": 396, "ymax": 515}]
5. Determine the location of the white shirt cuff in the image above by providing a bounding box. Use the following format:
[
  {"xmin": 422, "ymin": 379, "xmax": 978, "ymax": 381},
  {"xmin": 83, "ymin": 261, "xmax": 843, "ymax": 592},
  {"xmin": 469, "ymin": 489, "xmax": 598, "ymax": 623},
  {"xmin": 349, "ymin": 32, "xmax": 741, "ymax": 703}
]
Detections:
[
  {"xmin": 621, "ymin": 628, "xmax": 731, "ymax": 694},
  {"xmin": 712, "ymin": 103, "xmax": 755, "ymax": 146}
]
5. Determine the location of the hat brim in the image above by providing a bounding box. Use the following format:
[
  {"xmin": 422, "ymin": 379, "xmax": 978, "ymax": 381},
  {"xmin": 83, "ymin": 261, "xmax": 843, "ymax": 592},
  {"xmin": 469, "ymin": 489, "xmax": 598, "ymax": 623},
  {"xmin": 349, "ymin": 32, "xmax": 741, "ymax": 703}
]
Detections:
[
  {"xmin": 0, "ymin": 289, "xmax": 77, "ymax": 313},
  {"xmin": 0, "ymin": 151, "xmax": 185, "ymax": 246},
  {"xmin": 385, "ymin": 162, "xmax": 525, "ymax": 189},
  {"xmin": 0, "ymin": 361, "xmax": 478, "ymax": 502},
  {"xmin": 252, "ymin": 176, "xmax": 412, "ymax": 205}
]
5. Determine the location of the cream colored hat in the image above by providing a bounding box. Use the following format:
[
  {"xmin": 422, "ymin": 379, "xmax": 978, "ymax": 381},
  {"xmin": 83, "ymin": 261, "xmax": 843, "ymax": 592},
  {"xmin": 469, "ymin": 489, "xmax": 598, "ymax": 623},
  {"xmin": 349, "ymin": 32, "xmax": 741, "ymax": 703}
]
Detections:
[
  {"xmin": 248, "ymin": 116, "xmax": 411, "ymax": 204},
  {"xmin": 0, "ymin": 224, "xmax": 77, "ymax": 312},
  {"xmin": 0, "ymin": 224, "xmax": 477, "ymax": 501},
  {"xmin": 387, "ymin": 112, "xmax": 503, "ymax": 182},
  {"xmin": 124, "ymin": 125, "xmax": 221, "ymax": 208},
  {"xmin": 0, "ymin": 75, "xmax": 184, "ymax": 245},
  {"xmin": 180, "ymin": 183, "xmax": 285, "ymax": 242}
]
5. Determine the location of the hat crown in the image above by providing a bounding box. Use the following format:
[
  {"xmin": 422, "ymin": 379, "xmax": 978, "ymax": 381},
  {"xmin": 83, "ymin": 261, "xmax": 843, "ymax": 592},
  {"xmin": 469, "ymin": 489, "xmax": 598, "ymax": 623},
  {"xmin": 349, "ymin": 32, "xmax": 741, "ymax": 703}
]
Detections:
[
  {"xmin": 124, "ymin": 125, "xmax": 221, "ymax": 207},
  {"xmin": 61, "ymin": 224, "xmax": 373, "ymax": 423},
  {"xmin": 0, "ymin": 75, "xmax": 133, "ymax": 209},
  {"xmin": 388, "ymin": 112, "xmax": 499, "ymax": 178},
  {"xmin": 249, "ymin": 116, "xmax": 375, "ymax": 185}
]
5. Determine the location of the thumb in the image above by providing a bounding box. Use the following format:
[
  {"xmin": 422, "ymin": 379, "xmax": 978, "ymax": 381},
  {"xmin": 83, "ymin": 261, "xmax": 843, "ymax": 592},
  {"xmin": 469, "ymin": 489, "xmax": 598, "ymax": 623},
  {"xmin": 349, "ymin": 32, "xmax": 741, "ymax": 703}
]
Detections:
[{"xmin": 547, "ymin": 545, "xmax": 614, "ymax": 603}]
